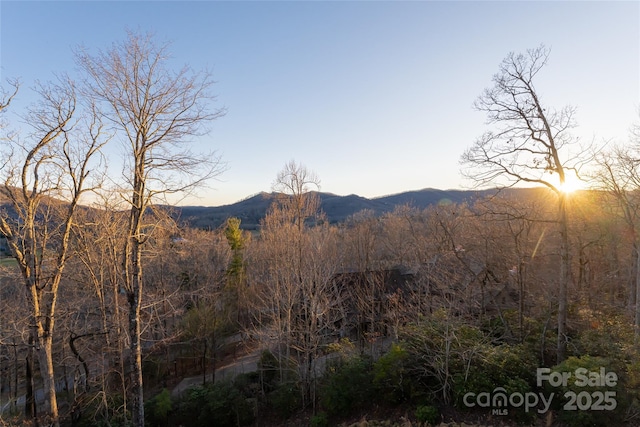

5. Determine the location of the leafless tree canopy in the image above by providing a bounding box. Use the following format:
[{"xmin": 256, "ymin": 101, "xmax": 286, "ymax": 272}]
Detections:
[
  {"xmin": 461, "ymin": 45, "xmax": 583, "ymax": 193},
  {"xmin": 0, "ymin": 75, "xmax": 106, "ymax": 426},
  {"xmin": 76, "ymin": 30, "xmax": 226, "ymax": 201},
  {"xmin": 271, "ymin": 160, "xmax": 322, "ymax": 229},
  {"xmin": 460, "ymin": 45, "xmax": 582, "ymax": 362},
  {"xmin": 273, "ymin": 159, "xmax": 320, "ymax": 195},
  {"xmin": 74, "ymin": 31, "xmax": 227, "ymax": 427},
  {"xmin": 592, "ymin": 112, "xmax": 640, "ymax": 337}
]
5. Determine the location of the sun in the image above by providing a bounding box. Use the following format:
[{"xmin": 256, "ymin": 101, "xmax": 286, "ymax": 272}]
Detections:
[{"xmin": 558, "ymin": 173, "xmax": 584, "ymax": 194}]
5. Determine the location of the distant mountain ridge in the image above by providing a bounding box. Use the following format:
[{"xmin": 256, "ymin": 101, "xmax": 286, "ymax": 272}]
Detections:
[
  {"xmin": 0, "ymin": 187, "xmax": 557, "ymax": 231},
  {"xmin": 175, "ymin": 187, "xmax": 539, "ymax": 230}
]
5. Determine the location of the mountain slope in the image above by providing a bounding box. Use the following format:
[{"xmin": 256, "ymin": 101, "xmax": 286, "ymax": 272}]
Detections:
[{"xmin": 174, "ymin": 188, "xmax": 520, "ymax": 230}]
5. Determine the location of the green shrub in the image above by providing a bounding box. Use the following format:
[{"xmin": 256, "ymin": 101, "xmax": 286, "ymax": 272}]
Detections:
[
  {"xmin": 548, "ymin": 355, "xmax": 625, "ymax": 427},
  {"xmin": 414, "ymin": 404, "xmax": 439, "ymax": 425},
  {"xmin": 451, "ymin": 343, "xmax": 536, "ymax": 403},
  {"xmin": 325, "ymin": 337, "xmax": 356, "ymax": 358},
  {"xmin": 310, "ymin": 411, "xmax": 329, "ymax": 427},
  {"xmin": 451, "ymin": 343, "xmax": 536, "ymax": 423},
  {"xmin": 624, "ymin": 358, "xmax": 640, "ymax": 418},
  {"xmin": 176, "ymin": 381, "xmax": 254, "ymax": 427},
  {"xmin": 400, "ymin": 314, "xmax": 539, "ymax": 424},
  {"xmin": 373, "ymin": 343, "xmax": 412, "ymax": 403},
  {"xmin": 269, "ymin": 382, "xmax": 301, "ymax": 418},
  {"xmin": 571, "ymin": 313, "xmax": 633, "ymax": 371},
  {"xmin": 400, "ymin": 314, "xmax": 492, "ymax": 402},
  {"xmin": 320, "ymin": 356, "xmax": 374, "ymax": 416},
  {"xmin": 234, "ymin": 371, "xmax": 261, "ymax": 398},
  {"xmin": 145, "ymin": 388, "xmax": 172, "ymax": 427},
  {"xmin": 73, "ymin": 391, "xmax": 130, "ymax": 427}
]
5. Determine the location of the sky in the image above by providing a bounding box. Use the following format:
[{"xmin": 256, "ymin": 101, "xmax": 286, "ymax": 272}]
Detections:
[{"xmin": 1, "ymin": 1, "xmax": 639, "ymax": 207}]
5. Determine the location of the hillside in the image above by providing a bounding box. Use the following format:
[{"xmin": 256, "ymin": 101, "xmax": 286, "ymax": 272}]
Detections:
[
  {"xmin": 172, "ymin": 187, "xmax": 552, "ymax": 229},
  {"xmin": 0, "ymin": 186, "xmax": 561, "ymax": 232}
]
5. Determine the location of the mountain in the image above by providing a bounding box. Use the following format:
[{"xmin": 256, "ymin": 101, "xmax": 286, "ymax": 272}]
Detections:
[
  {"xmin": 173, "ymin": 187, "xmax": 528, "ymax": 230},
  {"xmin": 176, "ymin": 192, "xmax": 277, "ymax": 230},
  {"xmin": 0, "ymin": 186, "xmax": 571, "ymax": 231}
]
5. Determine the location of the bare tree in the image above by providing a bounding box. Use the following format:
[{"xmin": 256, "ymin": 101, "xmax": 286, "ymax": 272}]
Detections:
[
  {"xmin": 593, "ymin": 128, "xmax": 640, "ymax": 337},
  {"xmin": 164, "ymin": 227, "xmax": 231, "ymax": 385},
  {"xmin": 0, "ymin": 77, "xmax": 105, "ymax": 426},
  {"xmin": 470, "ymin": 194, "xmax": 549, "ymax": 341},
  {"xmin": 272, "ymin": 160, "xmax": 322, "ymax": 232},
  {"xmin": 461, "ymin": 45, "xmax": 584, "ymax": 362},
  {"xmin": 67, "ymin": 194, "xmax": 130, "ymax": 421},
  {"xmin": 76, "ymin": 31, "xmax": 226, "ymax": 427},
  {"xmin": 248, "ymin": 162, "xmax": 341, "ymax": 408},
  {"xmin": 0, "ymin": 79, "xmax": 18, "ymax": 120}
]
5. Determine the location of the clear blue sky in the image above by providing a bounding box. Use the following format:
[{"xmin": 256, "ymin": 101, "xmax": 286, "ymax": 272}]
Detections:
[{"xmin": 1, "ymin": 1, "xmax": 639, "ymax": 206}]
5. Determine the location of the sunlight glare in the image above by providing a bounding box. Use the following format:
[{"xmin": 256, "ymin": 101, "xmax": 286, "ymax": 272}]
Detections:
[{"xmin": 558, "ymin": 173, "xmax": 584, "ymax": 194}]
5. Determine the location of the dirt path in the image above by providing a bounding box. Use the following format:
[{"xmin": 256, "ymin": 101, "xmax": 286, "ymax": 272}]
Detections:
[{"xmin": 170, "ymin": 349, "xmax": 261, "ymax": 398}]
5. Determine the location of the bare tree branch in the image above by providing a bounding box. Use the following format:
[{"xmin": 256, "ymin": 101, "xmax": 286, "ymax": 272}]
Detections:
[
  {"xmin": 460, "ymin": 45, "xmax": 583, "ymax": 362},
  {"xmin": 76, "ymin": 30, "xmax": 226, "ymax": 427}
]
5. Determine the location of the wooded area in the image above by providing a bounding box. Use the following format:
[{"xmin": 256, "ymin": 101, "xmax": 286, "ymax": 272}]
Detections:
[{"xmin": 1, "ymin": 35, "xmax": 640, "ymax": 427}]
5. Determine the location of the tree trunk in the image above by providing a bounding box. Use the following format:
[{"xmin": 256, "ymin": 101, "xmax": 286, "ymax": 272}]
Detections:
[
  {"xmin": 202, "ymin": 339, "xmax": 207, "ymax": 386},
  {"xmin": 112, "ymin": 253, "xmax": 128, "ymax": 422},
  {"xmin": 557, "ymin": 193, "xmax": 570, "ymax": 363},
  {"xmin": 211, "ymin": 343, "xmax": 217, "ymax": 385},
  {"xmin": 634, "ymin": 243, "xmax": 640, "ymax": 340},
  {"xmin": 36, "ymin": 335, "xmax": 59, "ymax": 427},
  {"xmin": 69, "ymin": 334, "xmax": 90, "ymax": 392},
  {"xmin": 25, "ymin": 337, "xmax": 36, "ymax": 422},
  {"xmin": 518, "ymin": 259, "xmax": 525, "ymax": 343},
  {"xmin": 12, "ymin": 339, "xmax": 18, "ymax": 413},
  {"xmin": 128, "ymin": 240, "xmax": 145, "ymax": 427},
  {"xmin": 128, "ymin": 297, "xmax": 144, "ymax": 427}
]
